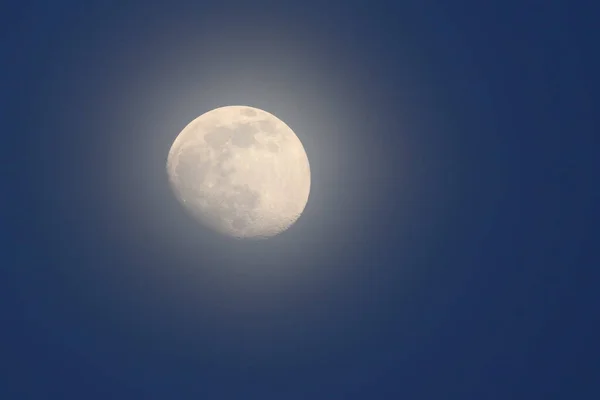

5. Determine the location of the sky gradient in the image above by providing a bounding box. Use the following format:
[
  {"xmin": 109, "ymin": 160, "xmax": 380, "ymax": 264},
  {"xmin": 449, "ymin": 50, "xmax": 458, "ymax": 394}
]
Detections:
[{"xmin": 3, "ymin": 1, "xmax": 598, "ymax": 398}]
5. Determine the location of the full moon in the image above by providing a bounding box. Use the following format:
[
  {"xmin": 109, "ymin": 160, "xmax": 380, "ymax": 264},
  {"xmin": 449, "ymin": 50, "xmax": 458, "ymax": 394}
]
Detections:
[{"xmin": 167, "ymin": 105, "xmax": 311, "ymax": 238}]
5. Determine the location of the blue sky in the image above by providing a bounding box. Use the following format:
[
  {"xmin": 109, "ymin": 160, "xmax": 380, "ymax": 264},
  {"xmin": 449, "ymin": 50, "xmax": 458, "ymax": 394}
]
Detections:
[{"xmin": 2, "ymin": 1, "xmax": 598, "ymax": 398}]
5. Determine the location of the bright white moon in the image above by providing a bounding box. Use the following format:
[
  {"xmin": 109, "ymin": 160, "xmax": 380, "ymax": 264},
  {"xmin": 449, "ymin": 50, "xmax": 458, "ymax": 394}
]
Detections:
[{"xmin": 167, "ymin": 105, "xmax": 311, "ymax": 238}]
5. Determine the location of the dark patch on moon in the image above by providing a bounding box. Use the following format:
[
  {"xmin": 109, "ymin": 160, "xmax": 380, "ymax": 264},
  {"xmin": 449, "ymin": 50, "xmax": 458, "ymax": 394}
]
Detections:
[
  {"xmin": 204, "ymin": 123, "xmax": 260, "ymax": 150},
  {"xmin": 202, "ymin": 183, "xmax": 260, "ymax": 232},
  {"xmin": 240, "ymin": 108, "xmax": 257, "ymax": 117},
  {"xmin": 175, "ymin": 148, "xmax": 211, "ymax": 192},
  {"xmin": 233, "ymin": 184, "xmax": 260, "ymax": 209},
  {"xmin": 204, "ymin": 126, "xmax": 233, "ymax": 149},
  {"xmin": 267, "ymin": 142, "xmax": 279, "ymax": 153},
  {"xmin": 230, "ymin": 123, "xmax": 259, "ymax": 148},
  {"xmin": 255, "ymin": 120, "xmax": 277, "ymax": 134},
  {"xmin": 214, "ymin": 149, "xmax": 235, "ymax": 178},
  {"xmin": 220, "ymin": 184, "xmax": 260, "ymax": 213}
]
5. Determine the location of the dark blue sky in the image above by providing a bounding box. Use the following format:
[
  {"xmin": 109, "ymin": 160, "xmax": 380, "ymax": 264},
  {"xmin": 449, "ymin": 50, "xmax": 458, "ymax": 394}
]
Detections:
[{"xmin": 3, "ymin": 1, "xmax": 598, "ymax": 398}]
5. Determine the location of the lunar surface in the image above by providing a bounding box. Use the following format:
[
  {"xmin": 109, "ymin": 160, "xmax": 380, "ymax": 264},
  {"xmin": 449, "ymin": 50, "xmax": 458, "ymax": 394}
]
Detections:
[{"xmin": 167, "ymin": 105, "xmax": 311, "ymax": 238}]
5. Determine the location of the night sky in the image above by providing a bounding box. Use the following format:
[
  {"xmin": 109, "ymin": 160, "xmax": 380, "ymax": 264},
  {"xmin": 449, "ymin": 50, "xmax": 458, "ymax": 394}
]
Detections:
[{"xmin": 3, "ymin": 1, "xmax": 598, "ymax": 398}]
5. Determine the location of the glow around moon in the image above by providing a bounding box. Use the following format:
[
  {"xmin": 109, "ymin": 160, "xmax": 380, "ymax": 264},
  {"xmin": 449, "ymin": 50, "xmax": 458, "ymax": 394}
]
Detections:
[{"xmin": 167, "ymin": 106, "xmax": 311, "ymax": 238}]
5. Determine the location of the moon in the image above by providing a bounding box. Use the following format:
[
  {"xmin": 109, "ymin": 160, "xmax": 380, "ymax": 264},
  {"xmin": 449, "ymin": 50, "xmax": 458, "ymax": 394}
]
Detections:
[{"xmin": 167, "ymin": 105, "xmax": 311, "ymax": 238}]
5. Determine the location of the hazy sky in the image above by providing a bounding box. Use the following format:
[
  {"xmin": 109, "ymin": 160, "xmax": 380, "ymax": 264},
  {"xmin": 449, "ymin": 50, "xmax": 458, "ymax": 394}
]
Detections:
[{"xmin": 3, "ymin": 1, "xmax": 598, "ymax": 398}]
